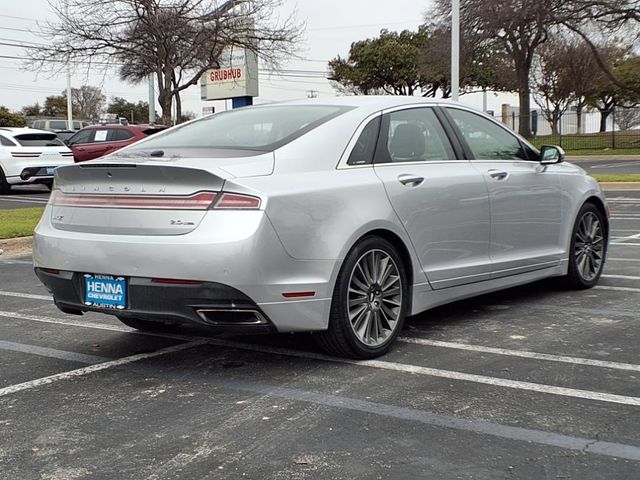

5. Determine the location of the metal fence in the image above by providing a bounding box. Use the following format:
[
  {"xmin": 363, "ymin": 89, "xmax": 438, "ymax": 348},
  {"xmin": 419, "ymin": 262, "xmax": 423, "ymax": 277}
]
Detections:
[{"xmin": 495, "ymin": 108, "xmax": 640, "ymax": 151}]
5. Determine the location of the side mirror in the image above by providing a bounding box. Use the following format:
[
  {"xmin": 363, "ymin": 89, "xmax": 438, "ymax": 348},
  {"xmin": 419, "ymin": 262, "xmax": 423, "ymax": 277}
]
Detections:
[{"xmin": 539, "ymin": 145, "xmax": 565, "ymax": 165}]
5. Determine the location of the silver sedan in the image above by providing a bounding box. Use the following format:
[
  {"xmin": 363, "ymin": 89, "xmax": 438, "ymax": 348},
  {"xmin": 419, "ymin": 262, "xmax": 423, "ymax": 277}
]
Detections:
[{"xmin": 33, "ymin": 97, "xmax": 609, "ymax": 358}]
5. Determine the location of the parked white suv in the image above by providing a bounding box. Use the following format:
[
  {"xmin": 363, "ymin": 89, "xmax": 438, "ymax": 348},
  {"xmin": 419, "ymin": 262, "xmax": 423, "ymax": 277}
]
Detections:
[{"xmin": 0, "ymin": 128, "xmax": 74, "ymax": 193}]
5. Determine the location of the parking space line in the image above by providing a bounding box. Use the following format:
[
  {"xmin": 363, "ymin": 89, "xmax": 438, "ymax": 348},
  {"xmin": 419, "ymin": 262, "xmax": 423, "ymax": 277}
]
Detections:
[
  {"xmin": 596, "ymin": 285, "xmax": 640, "ymax": 293},
  {"xmin": 611, "ymin": 233, "xmax": 640, "ymax": 242},
  {"xmin": 398, "ymin": 337, "xmax": 640, "ymax": 372},
  {"xmin": 1, "ymin": 310, "xmax": 639, "ymax": 407},
  {"xmin": 0, "ymin": 259, "xmax": 33, "ymax": 265},
  {"xmin": 602, "ymin": 274, "xmax": 640, "ymax": 280},
  {"xmin": 611, "ymin": 242, "xmax": 640, "ymax": 246},
  {"xmin": 214, "ymin": 378, "xmax": 640, "ymax": 462},
  {"xmin": 0, "ymin": 339, "xmax": 109, "ymax": 364},
  {"xmin": 608, "ymin": 257, "xmax": 640, "ymax": 262},
  {"xmin": 0, "ymin": 197, "xmax": 48, "ymax": 204},
  {"xmin": 0, "ymin": 340, "xmax": 206, "ymax": 398},
  {"xmin": 0, "ymin": 290, "xmax": 51, "ymax": 301}
]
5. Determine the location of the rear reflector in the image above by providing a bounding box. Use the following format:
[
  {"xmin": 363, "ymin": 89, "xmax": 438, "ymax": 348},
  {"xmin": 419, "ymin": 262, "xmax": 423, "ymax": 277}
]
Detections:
[
  {"xmin": 50, "ymin": 191, "xmax": 217, "ymax": 210},
  {"xmin": 214, "ymin": 193, "xmax": 261, "ymax": 210},
  {"xmin": 282, "ymin": 291, "xmax": 316, "ymax": 298},
  {"xmin": 40, "ymin": 268, "xmax": 60, "ymax": 275},
  {"xmin": 151, "ymin": 278, "xmax": 202, "ymax": 285},
  {"xmin": 12, "ymin": 152, "xmax": 41, "ymax": 158}
]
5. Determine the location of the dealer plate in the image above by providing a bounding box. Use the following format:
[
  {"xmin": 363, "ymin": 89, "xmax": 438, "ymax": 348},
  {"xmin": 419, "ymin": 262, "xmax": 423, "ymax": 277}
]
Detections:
[{"xmin": 84, "ymin": 274, "xmax": 127, "ymax": 309}]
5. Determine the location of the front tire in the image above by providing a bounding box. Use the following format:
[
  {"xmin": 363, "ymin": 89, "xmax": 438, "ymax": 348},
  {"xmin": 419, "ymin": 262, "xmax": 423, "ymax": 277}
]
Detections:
[
  {"xmin": 564, "ymin": 203, "xmax": 607, "ymax": 289},
  {"xmin": 317, "ymin": 236, "xmax": 408, "ymax": 359}
]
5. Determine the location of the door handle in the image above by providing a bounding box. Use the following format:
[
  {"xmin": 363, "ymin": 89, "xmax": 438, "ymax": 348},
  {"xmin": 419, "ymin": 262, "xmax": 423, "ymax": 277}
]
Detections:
[
  {"xmin": 397, "ymin": 174, "xmax": 425, "ymax": 187},
  {"xmin": 488, "ymin": 170, "xmax": 509, "ymax": 181}
]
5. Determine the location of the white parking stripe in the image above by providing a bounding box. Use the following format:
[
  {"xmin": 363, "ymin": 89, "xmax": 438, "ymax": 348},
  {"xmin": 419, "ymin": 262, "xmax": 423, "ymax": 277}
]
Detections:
[
  {"xmin": 0, "ymin": 339, "xmax": 109, "ymax": 364},
  {"xmin": 398, "ymin": 337, "xmax": 640, "ymax": 372},
  {"xmin": 1, "ymin": 310, "xmax": 639, "ymax": 406},
  {"xmin": 0, "ymin": 340, "xmax": 206, "ymax": 398},
  {"xmin": 0, "ymin": 197, "xmax": 48, "ymax": 204},
  {"xmin": 596, "ymin": 285, "xmax": 640, "ymax": 292},
  {"xmin": 0, "ymin": 259, "xmax": 33, "ymax": 265},
  {"xmin": 0, "ymin": 290, "xmax": 52, "ymax": 301},
  {"xmin": 607, "ymin": 257, "xmax": 640, "ymax": 262},
  {"xmin": 611, "ymin": 233, "xmax": 640, "ymax": 242},
  {"xmin": 602, "ymin": 274, "xmax": 640, "ymax": 280},
  {"xmin": 611, "ymin": 242, "xmax": 640, "ymax": 246}
]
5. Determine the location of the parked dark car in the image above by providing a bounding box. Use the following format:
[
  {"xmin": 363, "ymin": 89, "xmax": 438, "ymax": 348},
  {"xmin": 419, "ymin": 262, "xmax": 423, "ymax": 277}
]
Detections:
[{"xmin": 66, "ymin": 124, "xmax": 167, "ymax": 162}]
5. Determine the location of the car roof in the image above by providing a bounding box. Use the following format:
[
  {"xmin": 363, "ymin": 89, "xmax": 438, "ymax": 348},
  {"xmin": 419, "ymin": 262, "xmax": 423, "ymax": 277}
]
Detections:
[
  {"xmin": 0, "ymin": 127, "xmax": 57, "ymax": 137},
  {"xmin": 268, "ymin": 95, "xmax": 456, "ymax": 110},
  {"xmin": 79, "ymin": 124, "xmax": 166, "ymax": 131}
]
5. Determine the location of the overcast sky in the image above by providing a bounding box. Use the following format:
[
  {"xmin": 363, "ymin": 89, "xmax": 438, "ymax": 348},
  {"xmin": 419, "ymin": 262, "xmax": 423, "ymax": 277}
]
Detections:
[{"xmin": 0, "ymin": 1, "xmax": 511, "ymax": 118}]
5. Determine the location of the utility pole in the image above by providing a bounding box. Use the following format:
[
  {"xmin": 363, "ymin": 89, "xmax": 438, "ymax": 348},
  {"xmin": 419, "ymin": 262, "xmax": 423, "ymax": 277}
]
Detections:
[
  {"xmin": 65, "ymin": 0, "xmax": 73, "ymax": 128},
  {"xmin": 451, "ymin": 0, "xmax": 460, "ymax": 102},
  {"xmin": 148, "ymin": 74, "xmax": 156, "ymax": 124}
]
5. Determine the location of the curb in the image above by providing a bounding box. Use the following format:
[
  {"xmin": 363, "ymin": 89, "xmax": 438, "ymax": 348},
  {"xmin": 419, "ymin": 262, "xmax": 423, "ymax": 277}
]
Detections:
[{"xmin": 600, "ymin": 182, "xmax": 640, "ymax": 191}]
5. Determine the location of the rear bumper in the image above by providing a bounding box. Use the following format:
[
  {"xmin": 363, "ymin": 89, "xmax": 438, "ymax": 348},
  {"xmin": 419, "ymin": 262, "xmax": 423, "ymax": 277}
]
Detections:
[
  {"xmin": 3, "ymin": 159, "xmax": 73, "ymax": 184},
  {"xmin": 35, "ymin": 268, "xmax": 278, "ymax": 334},
  {"xmin": 33, "ymin": 207, "xmax": 336, "ymax": 332}
]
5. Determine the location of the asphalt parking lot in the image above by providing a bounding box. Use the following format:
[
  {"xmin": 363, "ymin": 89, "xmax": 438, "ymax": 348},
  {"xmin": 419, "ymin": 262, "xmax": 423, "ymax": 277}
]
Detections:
[{"xmin": 0, "ymin": 191, "xmax": 639, "ymax": 479}]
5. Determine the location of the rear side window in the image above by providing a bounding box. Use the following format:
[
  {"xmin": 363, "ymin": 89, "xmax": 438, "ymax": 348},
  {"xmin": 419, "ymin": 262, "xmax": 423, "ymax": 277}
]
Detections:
[
  {"xmin": 347, "ymin": 117, "xmax": 381, "ymax": 165},
  {"xmin": 128, "ymin": 105, "xmax": 353, "ymax": 152},
  {"xmin": 0, "ymin": 134, "xmax": 15, "ymax": 146},
  {"xmin": 110, "ymin": 129, "xmax": 134, "ymax": 141},
  {"xmin": 49, "ymin": 120, "xmax": 68, "ymax": 130},
  {"xmin": 33, "ymin": 121, "xmax": 44, "ymax": 129},
  {"xmin": 447, "ymin": 108, "xmax": 528, "ymax": 160},
  {"xmin": 13, "ymin": 134, "xmax": 64, "ymax": 147},
  {"xmin": 142, "ymin": 128, "xmax": 165, "ymax": 136}
]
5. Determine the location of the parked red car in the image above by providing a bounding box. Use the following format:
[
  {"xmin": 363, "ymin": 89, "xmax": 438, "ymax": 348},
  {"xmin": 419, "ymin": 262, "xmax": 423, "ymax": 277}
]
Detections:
[{"xmin": 66, "ymin": 124, "xmax": 167, "ymax": 162}]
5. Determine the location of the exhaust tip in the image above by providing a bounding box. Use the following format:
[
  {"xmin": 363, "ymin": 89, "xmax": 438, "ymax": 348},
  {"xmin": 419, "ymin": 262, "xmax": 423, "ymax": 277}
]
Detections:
[{"xmin": 196, "ymin": 309, "xmax": 268, "ymax": 326}]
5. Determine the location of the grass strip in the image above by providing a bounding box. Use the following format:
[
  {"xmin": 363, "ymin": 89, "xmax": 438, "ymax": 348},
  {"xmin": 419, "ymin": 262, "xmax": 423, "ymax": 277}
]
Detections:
[
  {"xmin": 0, "ymin": 208, "xmax": 45, "ymax": 239},
  {"xmin": 592, "ymin": 174, "xmax": 640, "ymax": 183}
]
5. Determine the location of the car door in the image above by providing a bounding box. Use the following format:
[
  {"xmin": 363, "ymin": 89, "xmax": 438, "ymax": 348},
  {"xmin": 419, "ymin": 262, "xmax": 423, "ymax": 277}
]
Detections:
[
  {"xmin": 372, "ymin": 106, "xmax": 492, "ymax": 290},
  {"xmin": 443, "ymin": 107, "xmax": 564, "ymax": 278},
  {"xmin": 68, "ymin": 129, "xmax": 96, "ymax": 162}
]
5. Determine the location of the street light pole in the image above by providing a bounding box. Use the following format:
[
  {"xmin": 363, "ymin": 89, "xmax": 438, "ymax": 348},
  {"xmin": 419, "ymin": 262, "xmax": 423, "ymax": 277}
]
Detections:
[
  {"xmin": 65, "ymin": 0, "xmax": 73, "ymax": 127},
  {"xmin": 451, "ymin": 0, "xmax": 460, "ymax": 102}
]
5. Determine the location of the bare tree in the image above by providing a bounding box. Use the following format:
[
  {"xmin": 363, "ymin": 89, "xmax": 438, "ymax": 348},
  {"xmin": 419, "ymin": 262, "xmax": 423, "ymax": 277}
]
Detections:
[
  {"xmin": 28, "ymin": 0, "xmax": 302, "ymax": 124},
  {"xmin": 532, "ymin": 41, "xmax": 573, "ymax": 135},
  {"xmin": 430, "ymin": 0, "xmax": 640, "ymax": 138},
  {"xmin": 71, "ymin": 85, "xmax": 106, "ymax": 120},
  {"xmin": 615, "ymin": 106, "xmax": 640, "ymax": 130}
]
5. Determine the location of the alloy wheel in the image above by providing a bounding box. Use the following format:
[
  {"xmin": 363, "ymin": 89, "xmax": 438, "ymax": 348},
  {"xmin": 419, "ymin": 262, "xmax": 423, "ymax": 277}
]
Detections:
[
  {"xmin": 347, "ymin": 249, "xmax": 402, "ymax": 347},
  {"xmin": 574, "ymin": 211, "xmax": 604, "ymax": 282}
]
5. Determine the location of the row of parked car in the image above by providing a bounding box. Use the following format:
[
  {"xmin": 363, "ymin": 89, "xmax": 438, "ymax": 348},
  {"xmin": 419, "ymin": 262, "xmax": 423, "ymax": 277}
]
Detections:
[{"xmin": 0, "ymin": 122, "xmax": 167, "ymax": 193}]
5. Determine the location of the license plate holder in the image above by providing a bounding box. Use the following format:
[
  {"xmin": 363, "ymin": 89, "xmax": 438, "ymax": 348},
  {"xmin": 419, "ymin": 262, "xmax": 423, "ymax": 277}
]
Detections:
[{"xmin": 84, "ymin": 274, "xmax": 127, "ymax": 310}]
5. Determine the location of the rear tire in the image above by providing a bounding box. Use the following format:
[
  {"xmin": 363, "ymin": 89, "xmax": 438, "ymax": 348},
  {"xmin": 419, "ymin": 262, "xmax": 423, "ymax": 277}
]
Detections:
[
  {"xmin": 563, "ymin": 203, "xmax": 607, "ymax": 289},
  {"xmin": 117, "ymin": 316, "xmax": 180, "ymax": 332},
  {"xmin": 317, "ymin": 236, "xmax": 408, "ymax": 359},
  {"xmin": 0, "ymin": 169, "xmax": 11, "ymax": 194}
]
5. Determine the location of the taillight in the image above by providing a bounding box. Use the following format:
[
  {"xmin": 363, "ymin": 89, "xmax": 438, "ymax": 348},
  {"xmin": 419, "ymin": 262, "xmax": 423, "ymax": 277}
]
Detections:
[
  {"xmin": 211, "ymin": 193, "xmax": 261, "ymax": 210},
  {"xmin": 50, "ymin": 191, "xmax": 217, "ymax": 210}
]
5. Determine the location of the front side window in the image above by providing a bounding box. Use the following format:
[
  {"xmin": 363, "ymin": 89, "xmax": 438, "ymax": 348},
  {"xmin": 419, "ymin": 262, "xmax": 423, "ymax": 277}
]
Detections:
[
  {"xmin": 376, "ymin": 108, "xmax": 456, "ymax": 163},
  {"xmin": 68, "ymin": 129, "xmax": 94, "ymax": 145},
  {"xmin": 13, "ymin": 134, "xmax": 64, "ymax": 147},
  {"xmin": 447, "ymin": 108, "xmax": 528, "ymax": 161},
  {"xmin": 125, "ymin": 105, "xmax": 353, "ymax": 153}
]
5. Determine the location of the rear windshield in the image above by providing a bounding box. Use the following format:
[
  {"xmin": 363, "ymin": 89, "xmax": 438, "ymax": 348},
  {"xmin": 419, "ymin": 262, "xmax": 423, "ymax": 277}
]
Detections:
[
  {"xmin": 126, "ymin": 105, "xmax": 353, "ymax": 152},
  {"xmin": 14, "ymin": 134, "xmax": 65, "ymax": 147}
]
